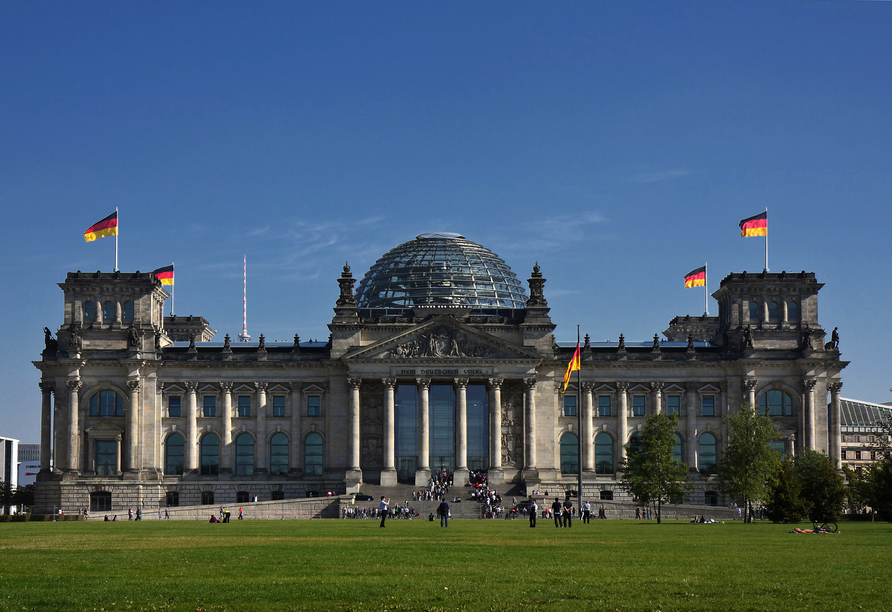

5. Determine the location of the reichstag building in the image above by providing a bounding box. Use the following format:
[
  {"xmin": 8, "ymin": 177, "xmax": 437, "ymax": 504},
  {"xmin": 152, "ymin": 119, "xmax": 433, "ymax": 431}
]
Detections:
[{"xmin": 33, "ymin": 233, "xmax": 847, "ymax": 513}]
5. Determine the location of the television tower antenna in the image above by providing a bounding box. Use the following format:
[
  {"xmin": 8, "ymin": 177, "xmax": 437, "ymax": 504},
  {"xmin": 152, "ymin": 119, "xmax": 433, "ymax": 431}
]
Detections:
[{"xmin": 238, "ymin": 254, "xmax": 251, "ymax": 342}]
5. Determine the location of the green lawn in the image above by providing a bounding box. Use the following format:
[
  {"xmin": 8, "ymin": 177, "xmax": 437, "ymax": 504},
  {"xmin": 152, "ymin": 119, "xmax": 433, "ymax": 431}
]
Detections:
[{"xmin": 0, "ymin": 518, "xmax": 888, "ymax": 611}]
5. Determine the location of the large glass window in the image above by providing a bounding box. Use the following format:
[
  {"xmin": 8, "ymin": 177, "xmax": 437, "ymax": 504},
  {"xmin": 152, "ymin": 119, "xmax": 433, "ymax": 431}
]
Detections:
[
  {"xmin": 238, "ymin": 396, "xmax": 251, "ymax": 417},
  {"xmin": 429, "ymin": 385, "xmax": 455, "ymax": 473},
  {"xmin": 673, "ymin": 434, "xmax": 683, "ymax": 463},
  {"xmin": 90, "ymin": 390, "xmax": 123, "ymax": 417},
  {"xmin": 235, "ymin": 433, "xmax": 254, "ymax": 476},
  {"xmin": 629, "ymin": 432, "xmax": 642, "ymax": 455},
  {"xmin": 168, "ymin": 396, "xmax": 181, "ymax": 418},
  {"xmin": 769, "ymin": 440, "xmax": 786, "ymax": 456},
  {"xmin": 667, "ymin": 396, "xmax": 680, "ymax": 416},
  {"xmin": 701, "ymin": 395, "xmax": 715, "ymax": 417},
  {"xmin": 395, "ymin": 385, "xmax": 418, "ymax": 481},
  {"xmin": 467, "ymin": 385, "xmax": 489, "ymax": 470},
  {"xmin": 768, "ymin": 301, "xmax": 779, "ymax": 321},
  {"xmin": 307, "ymin": 396, "xmax": 320, "ymax": 417},
  {"xmin": 563, "ymin": 395, "xmax": 577, "ymax": 417},
  {"xmin": 200, "ymin": 434, "xmax": 219, "ymax": 476},
  {"xmin": 560, "ymin": 432, "xmax": 579, "ymax": 475},
  {"xmin": 699, "ymin": 433, "xmax": 717, "ymax": 472},
  {"xmin": 272, "ymin": 396, "xmax": 285, "ymax": 417},
  {"xmin": 203, "ymin": 396, "xmax": 216, "ymax": 417},
  {"xmin": 122, "ymin": 301, "xmax": 134, "ymax": 320},
  {"xmin": 305, "ymin": 432, "xmax": 323, "ymax": 476},
  {"xmin": 103, "ymin": 300, "xmax": 115, "ymax": 321},
  {"xmin": 749, "ymin": 301, "xmax": 760, "ymax": 321},
  {"xmin": 595, "ymin": 432, "xmax": 614, "ymax": 474},
  {"xmin": 759, "ymin": 390, "xmax": 794, "ymax": 416},
  {"xmin": 632, "ymin": 395, "xmax": 645, "ymax": 417},
  {"xmin": 96, "ymin": 440, "xmax": 117, "ymax": 475},
  {"xmin": 165, "ymin": 433, "xmax": 184, "ymax": 475},
  {"xmin": 270, "ymin": 432, "xmax": 289, "ymax": 475},
  {"xmin": 84, "ymin": 301, "xmax": 96, "ymax": 320},
  {"xmin": 598, "ymin": 396, "xmax": 611, "ymax": 417},
  {"xmin": 787, "ymin": 301, "xmax": 799, "ymax": 320}
]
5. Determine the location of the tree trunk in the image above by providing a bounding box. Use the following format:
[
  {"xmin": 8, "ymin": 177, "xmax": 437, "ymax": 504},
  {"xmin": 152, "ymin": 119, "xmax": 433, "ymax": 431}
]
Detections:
[{"xmin": 657, "ymin": 498, "xmax": 662, "ymax": 524}]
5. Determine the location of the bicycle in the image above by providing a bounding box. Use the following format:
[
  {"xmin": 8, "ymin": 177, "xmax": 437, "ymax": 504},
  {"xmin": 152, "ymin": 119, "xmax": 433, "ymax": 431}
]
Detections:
[{"xmin": 812, "ymin": 521, "xmax": 838, "ymax": 533}]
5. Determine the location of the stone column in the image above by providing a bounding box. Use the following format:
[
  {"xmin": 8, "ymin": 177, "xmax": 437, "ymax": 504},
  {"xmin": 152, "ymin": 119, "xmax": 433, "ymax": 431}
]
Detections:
[
  {"xmin": 804, "ymin": 378, "xmax": 817, "ymax": 451},
  {"xmin": 487, "ymin": 377, "xmax": 504, "ymax": 484},
  {"xmin": 346, "ymin": 377, "xmax": 363, "ymax": 490},
  {"xmin": 220, "ymin": 382, "xmax": 233, "ymax": 475},
  {"xmin": 115, "ymin": 435, "xmax": 122, "ymax": 472},
  {"xmin": 185, "ymin": 382, "xmax": 199, "ymax": 473},
  {"xmin": 381, "ymin": 378, "xmax": 397, "ymax": 486},
  {"xmin": 829, "ymin": 382, "xmax": 843, "ymax": 465},
  {"xmin": 685, "ymin": 383, "xmax": 699, "ymax": 470},
  {"xmin": 126, "ymin": 379, "xmax": 140, "ymax": 472},
  {"xmin": 454, "ymin": 378, "xmax": 469, "ymax": 486},
  {"xmin": 415, "ymin": 377, "xmax": 431, "ymax": 486},
  {"xmin": 39, "ymin": 382, "xmax": 54, "ymax": 472},
  {"xmin": 744, "ymin": 379, "xmax": 758, "ymax": 408},
  {"xmin": 255, "ymin": 382, "xmax": 268, "ymax": 474},
  {"xmin": 651, "ymin": 381, "xmax": 663, "ymax": 415},
  {"xmin": 616, "ymin": 382, "xmax": 629, "ymax": 465},
  {"xmin": 581, "ymin": 382, "xmax": 595, "ymax": 472},
  {"xmin": 66, "ymin": 379, "xmax": 82, "ymax": 472},
  {"xmin": 522, "ymin": 377, "xmax": 538, "ymax": 482},
  {"xmin": 289, "ymin": 382, "xmax": 301, "ymax": 475}
]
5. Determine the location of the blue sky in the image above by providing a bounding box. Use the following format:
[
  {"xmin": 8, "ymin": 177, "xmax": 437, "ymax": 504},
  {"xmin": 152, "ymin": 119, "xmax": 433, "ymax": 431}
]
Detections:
[{"xmin": 2, "ymin": 2, "xmax": 890, "ymax": 442}]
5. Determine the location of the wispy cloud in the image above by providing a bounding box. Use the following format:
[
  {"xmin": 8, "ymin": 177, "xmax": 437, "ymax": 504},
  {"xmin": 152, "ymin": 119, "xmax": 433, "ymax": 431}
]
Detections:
[{"xmin": 631, "ymin": 169, "xmax": 702, "ymax": 184}]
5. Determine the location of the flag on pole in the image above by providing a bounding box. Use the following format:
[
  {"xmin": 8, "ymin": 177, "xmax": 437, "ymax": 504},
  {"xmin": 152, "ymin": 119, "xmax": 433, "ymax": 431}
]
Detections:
[
  {"xmin": 739, "ymin": 211, "xmax": 767, "ymax": 237},
  {"xmin": 562, "ymin": 342, "xmax": 581, "ymax": 393},
  {"xmin": 684, "ymin": 266, "xmax": 706, "ymax": 288},
  {"xmin": 84, "ymin": 211, "xmax": 118, "ymax": 242},
  {"xmin": 152, "ymin": 265, "xmax": 174, "ymax": 285}
]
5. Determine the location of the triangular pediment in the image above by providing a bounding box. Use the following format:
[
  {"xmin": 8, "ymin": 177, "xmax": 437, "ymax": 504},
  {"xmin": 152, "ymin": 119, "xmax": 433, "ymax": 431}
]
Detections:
[
  {"xmin": 86, "ymin": 420, "xmax": 125, "ymax": 437},
  {"xmin": 343, "ymin": 316, "xmax": 541, "ymax": 362}
]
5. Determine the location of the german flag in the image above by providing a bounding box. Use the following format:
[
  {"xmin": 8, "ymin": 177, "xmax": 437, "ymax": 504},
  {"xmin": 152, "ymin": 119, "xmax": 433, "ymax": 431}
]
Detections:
[
  {"xmin": 739, "ymin": 211, "xmax": 767, "ymax": 237},
  {"xmin": 684, "ymin": 266, "xmax": 706, "ymax": 288},
  {"xmin": 84, "ymin": 211, "xmax": 118, "ymax": 242},
  {"xmin": 562, "ymin": 342, "xmax": 581, "ymax": 393},
  {"xmin": 152, "ymin": 265, "xmax": 174, "ymax": 286}
]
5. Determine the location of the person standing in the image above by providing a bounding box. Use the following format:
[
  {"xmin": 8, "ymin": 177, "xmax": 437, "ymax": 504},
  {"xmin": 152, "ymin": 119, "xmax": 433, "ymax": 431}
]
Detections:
[
  {"xmin": 562, "ymin": 498, "xmax": 573, "ymax": 528},
  {"xmin": 164, "ymin": 508, "xmax": 170, "ymax": 520},
  {"xmin": 128, "ymin": 507, "xmax": 133, "ymax": 521},
  {"xmin": 529, "ymin": 499, "xmax": 538, "ymax": 528},
  {"xmin": 582, "ymin": 500, "xmax": 591, "ymax": 524},
  {"xmin": 438, "ymin": 500, "xmax": 450, "ymax": 527},
  {"xmin": 552, "ymin": 498, "xmax": 562, "ymax": 528},
  {"xmin": 379, "ymin": 496, "xmax": 390, "ymax": 528},
  {"xmin": 135, "ymin": 508, "xmax": 141, "ymax": 521}
]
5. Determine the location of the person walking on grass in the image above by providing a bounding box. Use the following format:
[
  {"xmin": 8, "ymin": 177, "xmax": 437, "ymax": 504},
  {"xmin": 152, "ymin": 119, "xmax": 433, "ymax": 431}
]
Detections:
[
  {"xmin": 552, "ymin": 498, "xmax": 562, "ymax": 528},
  {"xmin": 379, "ymin": 496, "xmax": 390, "ymax": 528},
  {"xmin": 529, "ymin": 499, "xmax": 538, "ymax": 528},
  {"xmin": 438, "ymin": 500, "xmax": 450, "ymax": 527}
]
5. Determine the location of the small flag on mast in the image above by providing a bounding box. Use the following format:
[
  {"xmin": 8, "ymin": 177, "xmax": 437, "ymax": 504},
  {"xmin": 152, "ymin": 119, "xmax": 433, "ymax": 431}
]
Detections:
[
  {"xmin": 84, "ymin": 211, "xmax": 118, "ymax": 242},
  {"xmin": 739, "ymin": 211, "xmax": 767, "ymax": 237},
  {"xmin": 152, "ymin": 265, "xmax": 174, "ymax": 285},
  {"xmin": 562, "ymin": 343, "xmax": 581, "ymax": 393},
  {"xmin": 684, "ymin": 266, "xmax": 706, "ymax": 288}
]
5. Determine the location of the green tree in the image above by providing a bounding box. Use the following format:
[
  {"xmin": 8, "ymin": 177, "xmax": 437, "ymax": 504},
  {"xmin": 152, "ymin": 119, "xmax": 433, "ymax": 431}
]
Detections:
[
  {"xmin": 795, "ymin": 449, "xmax": 846, "ymax": 523},
  {"xmin": 717, "ymin": 404, "xmax": 782, "ymax": 523},
  {"xmin": 864, "ymin": 457, "xmax": 892, "ymax": 521},
  {"xmin": 769, "ymin": 460, "xmax": 809, "ymax": 523},
  {"xmin": 13, "ymin": 483, "xmax": 35, "ymax": 511},
  {"xmin": 620, "ymin": 413, "xmax": 689, "ymax": 524}
]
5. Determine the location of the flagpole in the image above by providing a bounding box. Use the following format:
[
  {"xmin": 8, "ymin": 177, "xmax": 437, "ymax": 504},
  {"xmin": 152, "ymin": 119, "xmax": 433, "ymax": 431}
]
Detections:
[
  {"xmin": 114, "ymin": 207, "xmax": 119, "ymax": 272},
  {"xmin": 170, "ymin": 261, "xmax": 175, "ymax": 316},
  {"xmin": 764, "ymin": 207, "xmax": 768, "ymax": 272},
  {"xmin": 576, "ymin": 325, "xmax": 583, "ymax": 519},
  {"xmin": 704, "ymin": 262, "xmax": 708, "ymax": 316}
]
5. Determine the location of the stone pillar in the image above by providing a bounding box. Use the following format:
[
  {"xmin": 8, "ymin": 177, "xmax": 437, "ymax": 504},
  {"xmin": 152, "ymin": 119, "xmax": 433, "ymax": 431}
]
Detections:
[
  {"xmin": 289, "ymin": 382, "xmax": 301, "ymax": 475},
  {"xmin": 651, "ymin": 381, "xmax": 663, "ymax": 415},
  {"xmin": 686, "ymin": 383, "xmax": 699, "ymax": 470},
  {"xmin": 415, "ymin": 377, "xmax": 431, "ymax": 486},
  {"xmin": 115, "ymin": 435, "xmax": 123, "ymax": 472},
  {"xmin": 126, "ymin": 379, "xmax": 140, "ymax": 472},
  {"xmin": 829, "ymin": 382, "xmax": 843, "ymax": 466},
  {"xmin": 487, "ymin": 377, "xmax": 504, "ymax": 484},
  {"xmin": 744, "ymin": 379, "xmax": 758, "ymax": 408},
  {"xmin": 804, "ymin": 378, "xmax": 817, "ymax": 451},
  {"xmin": 185, "ymin": 382, "xmax": 199, "ymax": 473},
  {"xmin": 616, "ymin": 382, "xmax": 628, "ymax": 465},
  {"xmin": 255, "ymin": 382, "xmax": 268, "ymax": 474},
  {"xmin": 39, "ymin": 382, "xmax": 54, "ymax": 472},
  {"xmin": 381, "ymin": 378, "xmax": 397, "ymax": 486},
  {"xmin": 581, "ymin": 382, "xmax": 595, "ymax": 472},
  {"xmin": 221, "ymin": 382, "xmax": 233, "ymax": 475},
  {"xmin": 454, "ymin": 378, "xmax": 469, "ymax": 486},
  {"xmin": 522, "ymin": 377, "xmax": 538, "ymax": 482},
  {"xmin": 346, "ymin": 377, "xmax": 363, "ymax": 490},
  {"xmin": 66, "ymin": 379, "xmax": 82, "ymax": 472}
]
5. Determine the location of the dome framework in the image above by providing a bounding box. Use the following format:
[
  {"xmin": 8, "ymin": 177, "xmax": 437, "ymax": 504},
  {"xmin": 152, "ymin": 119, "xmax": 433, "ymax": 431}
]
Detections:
[{"xmin": 355, "ymin": 233, "xmax": 528, "ymax": 311}]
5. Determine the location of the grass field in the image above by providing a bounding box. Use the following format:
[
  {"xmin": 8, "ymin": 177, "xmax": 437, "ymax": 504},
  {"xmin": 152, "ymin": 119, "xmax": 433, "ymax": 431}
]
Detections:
[{"xmin": 0, "ymin": 518, "xmax": 889, "ymax": 612}]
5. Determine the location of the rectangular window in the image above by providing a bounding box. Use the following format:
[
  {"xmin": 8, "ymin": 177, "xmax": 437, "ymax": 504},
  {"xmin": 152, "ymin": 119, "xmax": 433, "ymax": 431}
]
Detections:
[
  {"xmin": 598, "ymin": 396, "xmax": 611, "ymax": 417},
  {"xmin": 168, "ymin": 396, "xmax": 181, "ymax": 418},
  {"xmin": 855, "ymin": 451, "xmax": 862, "ymax": 460},
  {"xmin": 203, "ymin": 396, "xmax": 216, "ymax": 417},
  {"xmin": 632, "ymin": 395, "xmax": 645, "ymax": 417},
  {"xmin": 701, "ymin": 396, "xmax": 715, "ymax": 417},
  {"xmin": 563, "ymin": 395, "xmax": 576, "ymax": 417},
  {"xmin": 667, "ymin": 396, "xmax": 680, "ymax": 416},
  {"xmin": 272, "ymin": 396, "xmax": 285, "ymax": 417},
  {"xmin": 238, "ymin": 395, "xmax": 251, "ymax": 417},
  {"xmin": 307, "ymin": 396, "xmax": 320, "ymax": 417}
]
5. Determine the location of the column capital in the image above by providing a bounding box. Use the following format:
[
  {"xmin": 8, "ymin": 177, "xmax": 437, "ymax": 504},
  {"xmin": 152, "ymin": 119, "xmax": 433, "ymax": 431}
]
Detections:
[
  {"xmin": 581, "ymin": 381, "xmax": 595, "ymax": 392},
  {"xmin": 650, "ymin": 381, "xmax": 664, "ymax": 392},
  {"xmin": 616, "ymin": 381, "xmax": 629, "ymax": 392},
  {"xmin": 803, "ymin": 378, "xmax": 817, "ymax": 391},
  {"xmin": 254, "ymin": 381, "xmax": 268, "ymax": 392},
  {"xmin": 126, "ymin": 379, "xmax": 141, "ymax": 392},
  {"xmin": 454, "ymin": 377, "xmax": 469, "ymax": 389},
  {"xmin": 39, "ymin": 381, "xmax": 55, "ymax": 394},
  {"xmin": 220, "ymin": 381, "xmax": 234, "ymax": 392},
  {"xmin": 66, "ymin": 379, "xmax": 82, "ymax": 391},
  {"xmin": 415, "ymin": 377, "xmax": 431, "ymax": 389},
  {"xmin": 829, "ymin": 381, "xmax": 843, "ymax": 393},
  {"xmin": 382, "ymin": 378, "xmax": 396, "ymax": 389},
  {"xmin": 523, "ymin": 376, "xmax": 538, "ymax": 390},
  {"xmin": 486, "ymin": 377, "xmax": 503, "ymax": 390},
  {"xmin": 744, "ymin": 379, "xmax": 759, "ymax": 391},
  {"xmin": 184, "ymin": 381, "xmax": 199, "ymax": 392},
  {"xmin": 348, "ymin": 377, "xmax": 363, "ymax": 390}
]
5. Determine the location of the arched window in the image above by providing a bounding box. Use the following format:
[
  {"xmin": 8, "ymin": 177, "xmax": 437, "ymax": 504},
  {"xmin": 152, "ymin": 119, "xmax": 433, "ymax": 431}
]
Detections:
[
  {"xmin": 84, "ymin": 301, "xmax": 96, "ymax": 320},
  {"xmin": 165, "ymin": 433, "xmax": 184, "ymax": 475},
  {"xmin": 103, "ymin": 300, "xmax": 115, "ymax": 322},
  {"xmin": 270, "ymin": 432, "xmax": 289, "ymax": 475},
  {"xmin": 200, "ymin": 434, "xmax": 219, "ymax": 476},
  {"xmin": 628, "ymin": 432, "xmax": 642, "ymax": 455},
  {"xmin": 235, "ymin": 433, "xmax": 254, "ymax": 476},
  {"xmin": 759, "ymin": 390, "xmax": 794, "ymax": 416},
  {"xmin": 122, "ymin": 301, "xmax": 134, "ymax": 320},
  {"xmin": 90, "ymin": 390, "xmax": 123, "ymax": 417},
  {"xmin": 595, "ymin": 432, "xmax": 614, "ymax": 474},
  {"xmin": 787, "ymin": 301, "xmax": 799, "ymax": 320},
  {"xmin": 560, "ymin": 433, "xmax": 579, "ymax": 474},
  {"xmin": 749, "ymin": 301, "xmax": 759, "ymax": 322},
  {"xmin": 201, "ymin": 491, "xmax": 214, "ymax": 505},
  {"xmin": 699, "ymin": 433, "xmax": 717, "ymax": 473},
  {"xmin": 305, "ymin": 433, "xmax": 323, "ymax": 476},
  {"xmin": 673, "ymin": 434, "xmax": 683, "ymax": 463},
  {"xmin": 768, "ymin": 301, "xmax": 779, "ymax": 321}
]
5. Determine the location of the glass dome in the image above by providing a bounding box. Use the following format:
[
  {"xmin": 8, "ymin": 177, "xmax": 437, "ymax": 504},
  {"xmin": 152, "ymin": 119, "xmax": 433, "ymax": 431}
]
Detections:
[{"xmin": 355, "ymin": 233, "xmax": 528, "ymax": 310}]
